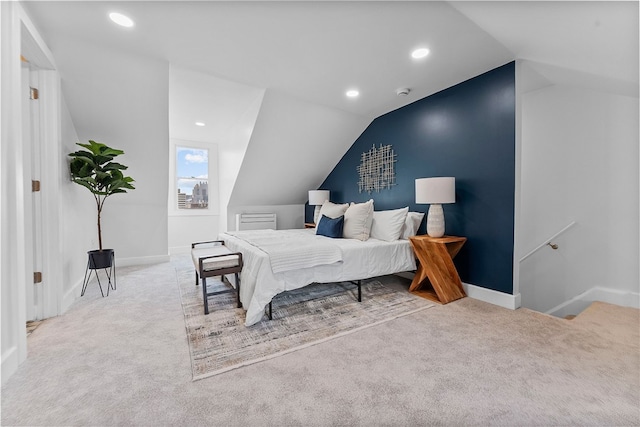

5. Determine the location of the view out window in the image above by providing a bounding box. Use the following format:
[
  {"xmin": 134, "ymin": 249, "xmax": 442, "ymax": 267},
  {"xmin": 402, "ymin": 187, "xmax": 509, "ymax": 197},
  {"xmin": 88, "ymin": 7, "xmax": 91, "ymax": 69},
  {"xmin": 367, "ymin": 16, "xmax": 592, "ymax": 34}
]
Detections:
[{"xmin": 176, "ymin": 146, "xmax": 209, "ymax": 210}]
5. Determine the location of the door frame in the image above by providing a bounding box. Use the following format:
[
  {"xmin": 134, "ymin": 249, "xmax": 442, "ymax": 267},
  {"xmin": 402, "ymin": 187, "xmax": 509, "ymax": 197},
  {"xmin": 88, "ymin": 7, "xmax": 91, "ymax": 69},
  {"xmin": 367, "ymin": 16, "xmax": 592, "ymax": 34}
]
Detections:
[
  {"xmin": 21, "ymin": 13, "xmax": 62, "ymax": 320},
  {"xmin": 1, "ymin": 3, "xmax": 62, "ymax": 383}
]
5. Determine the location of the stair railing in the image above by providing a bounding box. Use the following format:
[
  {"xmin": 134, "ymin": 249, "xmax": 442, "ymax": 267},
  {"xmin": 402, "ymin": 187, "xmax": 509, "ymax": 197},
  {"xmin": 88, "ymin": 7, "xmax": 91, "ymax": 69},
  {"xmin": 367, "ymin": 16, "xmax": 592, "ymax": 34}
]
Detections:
[{"xmin": 519, "ymin": 221, "xmax": 577, "ymax": 263}]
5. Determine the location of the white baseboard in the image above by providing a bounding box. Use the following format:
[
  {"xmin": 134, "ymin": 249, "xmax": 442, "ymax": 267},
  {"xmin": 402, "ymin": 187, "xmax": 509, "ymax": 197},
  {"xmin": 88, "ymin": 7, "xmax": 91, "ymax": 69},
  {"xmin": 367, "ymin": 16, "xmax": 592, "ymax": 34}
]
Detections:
[
  {"xmin": 169, "ymin": 246, "xmax": 190, "ymax": 255},
  {"xmin": 463, "ymin": 282, "xmax": 521, "ymax": 310},
  {"xmin": 60, "ymin": 255, "xmax": 170, "ymax": 314},
  {"xmin": 546, "ymin": 286, "xmax": 640, "ymax": 318},
  {"xmin": 116, "ymin": 254, "xmax": 170, "ymax": 267},
  {"xmin": 394, "ymin": 272, "xmax": 520, "ymax": 310},
  {"xmin": 1, "ymin": 346, "xmax": 18, "ymax": 386},
  {"xmin": 61, "ymin": 277, "xmax": 84, "ymax": 313}
]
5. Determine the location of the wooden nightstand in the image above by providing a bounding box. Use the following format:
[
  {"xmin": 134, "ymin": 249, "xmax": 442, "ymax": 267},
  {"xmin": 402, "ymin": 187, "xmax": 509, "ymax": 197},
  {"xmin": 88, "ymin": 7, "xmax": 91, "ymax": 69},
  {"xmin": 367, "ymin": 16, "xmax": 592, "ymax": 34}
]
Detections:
[
  {"xmin": 304, "ymin": 222, "xmax": 316, "ymax": 229},
  {"xmin": 408, "ymin": 235, "xmax": 467, "ymax": 304}
]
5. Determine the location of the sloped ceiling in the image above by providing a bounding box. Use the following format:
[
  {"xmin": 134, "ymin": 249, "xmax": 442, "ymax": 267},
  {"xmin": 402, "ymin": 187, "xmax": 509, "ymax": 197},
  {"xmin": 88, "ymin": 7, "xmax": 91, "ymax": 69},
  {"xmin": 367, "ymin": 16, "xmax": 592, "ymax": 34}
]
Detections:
[
  {"xmin": 23, "ymin": 1, "xmax": 638, "ymax": 215},
  {"xmin": 451, "ymin": 1, "xmax": 639, "ymax": 97},
  {"xmin": 23, "ymin": 1, "xmax": 517, "ymax": 119}
]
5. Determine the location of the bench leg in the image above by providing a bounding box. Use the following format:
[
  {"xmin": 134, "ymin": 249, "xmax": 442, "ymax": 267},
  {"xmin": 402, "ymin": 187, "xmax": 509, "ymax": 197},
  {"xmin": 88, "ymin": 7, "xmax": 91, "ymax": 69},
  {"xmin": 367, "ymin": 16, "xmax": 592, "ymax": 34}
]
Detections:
[
  {"xmin": 195, "ymin": 271, "xmax": 199, "ymax": 286},
  {"xmin": 235, "ymin": 272, "xmax": 241, "ymax": 308},
  {"xmin": 202, "ymin": 276, "xmax": 209, "ymax": 315}
]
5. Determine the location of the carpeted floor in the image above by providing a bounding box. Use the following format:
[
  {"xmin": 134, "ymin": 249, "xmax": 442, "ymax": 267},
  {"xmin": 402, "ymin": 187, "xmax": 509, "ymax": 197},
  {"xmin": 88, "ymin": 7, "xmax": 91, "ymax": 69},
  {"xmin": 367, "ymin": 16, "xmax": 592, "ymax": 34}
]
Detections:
[
  {"xmin": 177, "ymin": 265, "xmax": 433, "ymax": 380},
  {"xmin": 2, "ymin": 255, "xmax": 639, "ymax": 426}
]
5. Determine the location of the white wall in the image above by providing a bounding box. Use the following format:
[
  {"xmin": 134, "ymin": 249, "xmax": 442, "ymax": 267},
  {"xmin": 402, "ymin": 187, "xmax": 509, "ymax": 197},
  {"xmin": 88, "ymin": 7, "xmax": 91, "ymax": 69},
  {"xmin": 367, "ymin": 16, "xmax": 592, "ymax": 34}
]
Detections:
[
  {"xmin": 168, "ymin": 138, "xmax": 220, "ymax": 254},
  {"xmin": 229, "ymin": 89, "xmax": 371, "ymax": 209},
  {"xmin": 59, "ymin": 96, "xmax": 94, "ymax": 309},
  {"xmin": 218, "ymin": 94, "xmax": 264, "ymax": 233},
  {"xmin": 50, "ymin": 36, "xmax": 170, "ymax": 265},
  {"xmin": 2, "ymin": 3, "xmax": 91, "ymax": 383},
  {"xmin": 518, "ymin": 84, "xmax": 639, "ymax": 315},
  {"xmin": 168, "ymin": 67, "xmax": 265, "ymax": 242},
  {"xmin": 228, "ymin": 205, "xmax": 305, "ymax": 231}
]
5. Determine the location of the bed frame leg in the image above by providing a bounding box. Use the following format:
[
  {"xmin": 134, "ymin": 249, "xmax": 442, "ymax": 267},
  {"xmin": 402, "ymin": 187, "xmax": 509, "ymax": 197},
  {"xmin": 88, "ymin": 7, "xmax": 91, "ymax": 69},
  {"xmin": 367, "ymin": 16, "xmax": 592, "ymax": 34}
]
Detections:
[
  {"xmin": 268, "ymin": 301, "xmax": 273, "ymax": 320},
  {"xmin": 202, "ymin": 276, "xmax": 209, "ymax": 315},
  {"xmin": 195, "ymin": 271, "xmax": 199, "ymax": 286},
  {"xmin": 357, "ymin": 280, "xmax": 362, "ymax": 302},
  {"xmin": 235, "ymin": 272, "xmax": 241, "ymax": 308}
]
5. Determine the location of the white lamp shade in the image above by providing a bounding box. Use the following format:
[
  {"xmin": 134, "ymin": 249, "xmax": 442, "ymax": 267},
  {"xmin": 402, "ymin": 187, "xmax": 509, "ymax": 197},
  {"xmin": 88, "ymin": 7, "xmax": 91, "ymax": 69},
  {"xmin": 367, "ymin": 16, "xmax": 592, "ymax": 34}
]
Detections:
[
  {"xmin": 308, "ymin": 190, "xmax": 330, "ymax": 206},
  {"xmin": 415, "ymin": 177, "xmax": 455, "ymax": 204}
]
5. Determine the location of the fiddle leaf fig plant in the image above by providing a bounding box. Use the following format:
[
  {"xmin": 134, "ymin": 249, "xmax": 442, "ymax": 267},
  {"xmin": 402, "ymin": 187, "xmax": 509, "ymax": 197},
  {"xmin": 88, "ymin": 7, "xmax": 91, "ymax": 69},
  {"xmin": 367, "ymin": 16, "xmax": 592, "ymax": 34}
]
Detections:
[{"xmin": 69, "ymin": 140, "xmax": 135, "ymax": 251}]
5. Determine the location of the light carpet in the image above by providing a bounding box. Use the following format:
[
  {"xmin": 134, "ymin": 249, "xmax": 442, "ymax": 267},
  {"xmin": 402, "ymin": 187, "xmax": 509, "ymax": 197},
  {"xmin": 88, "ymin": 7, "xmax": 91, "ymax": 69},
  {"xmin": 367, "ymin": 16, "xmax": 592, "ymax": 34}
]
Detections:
[
  {"xmin": 2, "ymin": 259, "xmax": 638, "ymax": 425},
  {"xmin": 176, "ymin": 266, "xmax": 434, "ymax": 380}
]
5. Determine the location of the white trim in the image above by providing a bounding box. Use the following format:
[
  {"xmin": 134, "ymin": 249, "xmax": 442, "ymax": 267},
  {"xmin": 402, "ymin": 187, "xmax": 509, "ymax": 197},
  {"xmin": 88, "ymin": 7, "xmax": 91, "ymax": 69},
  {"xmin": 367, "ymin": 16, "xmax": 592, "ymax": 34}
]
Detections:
[
  {"xmin": 1, "ymin": 346, "xmax": 18, "ymax": 386},
  {"xmin": 39, "ymin": 69, "xmax": 63, "ymax": 319},
  {"xmin": 463, "ymin": 282, "xmax": 521, "ymax": 310},
  {"xmin": 16, "ymin": 3, "xmax": 56, "ymax": 70},
  {"xmin": 62, "ymin": 257, "xmax": 172, "ymax": 311},
  {"xmin": 394, "ymin": 273, "xmax": 521, "ymax": 310},
  {"xmin": 61, "ymin": 277, "xmax": 84, "ymax": 313},
  {"xmin": 545, "ymin": 286, "xmax": 640, "ymax": 318},
  {"xmin": 168, "ymin": 138, "xmax": 219, "ymax": 217},
  {"xmin": 512, "ymin": 59, "xmax": 524, "ymax": 298},
  {"xmin": 116, "ymin": 254, "xmax": 171, "ymax": 267},
  {"xmin": 169, "ymin": 245, "xmax": 191, "ymax": 255},
  {"xmin": 1, "ymin": 0, "xmax": 29, "ymax": 382}
]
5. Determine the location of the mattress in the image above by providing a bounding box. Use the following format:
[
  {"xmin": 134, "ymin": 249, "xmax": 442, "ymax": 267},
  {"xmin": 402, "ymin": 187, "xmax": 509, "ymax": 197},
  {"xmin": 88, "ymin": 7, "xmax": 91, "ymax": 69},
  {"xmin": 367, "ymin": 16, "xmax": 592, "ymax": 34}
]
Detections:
[{"xmin": 220, "ymin": 228, "xmax": 416, "ymax": 326}]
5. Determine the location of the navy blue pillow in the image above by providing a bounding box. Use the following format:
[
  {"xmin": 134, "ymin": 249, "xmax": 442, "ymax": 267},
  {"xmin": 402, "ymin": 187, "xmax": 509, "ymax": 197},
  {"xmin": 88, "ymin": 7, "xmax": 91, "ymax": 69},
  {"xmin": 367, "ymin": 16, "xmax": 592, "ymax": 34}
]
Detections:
[{"xmin": 316, "ymin": 214, "xmax": 344, "ymax": 238}]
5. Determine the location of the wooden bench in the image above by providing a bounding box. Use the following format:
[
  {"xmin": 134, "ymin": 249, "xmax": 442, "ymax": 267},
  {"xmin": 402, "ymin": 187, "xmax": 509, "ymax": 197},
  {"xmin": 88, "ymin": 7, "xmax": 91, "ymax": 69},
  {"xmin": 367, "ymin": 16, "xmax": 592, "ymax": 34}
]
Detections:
[{"xmin": 191, "ymin": 240, "xmax": 243, "ymax": 315}]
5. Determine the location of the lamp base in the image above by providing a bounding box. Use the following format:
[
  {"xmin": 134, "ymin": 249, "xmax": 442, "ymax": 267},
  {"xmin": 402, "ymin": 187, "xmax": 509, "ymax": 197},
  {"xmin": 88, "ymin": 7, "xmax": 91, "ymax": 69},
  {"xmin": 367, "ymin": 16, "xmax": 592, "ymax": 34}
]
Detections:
[
  {"xmin": 313, "ymin": 205, "xmax": 322, "ymax": 225},
  {"xmin": 426, "ymin": 204, "xmax": 445, "ymax": 238}
]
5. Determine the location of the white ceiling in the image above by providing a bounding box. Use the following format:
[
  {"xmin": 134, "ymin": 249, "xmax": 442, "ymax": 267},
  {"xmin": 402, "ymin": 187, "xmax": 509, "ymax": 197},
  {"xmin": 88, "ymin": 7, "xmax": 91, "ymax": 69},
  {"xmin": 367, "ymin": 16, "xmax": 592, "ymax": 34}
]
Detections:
[
  {"xmin": 23, "ymin": 1, "xmax": 638, "ymax": 147},
  {"xmin": 451, "ymin": 1, "xmax": 639, "ymax": 86},
  {"xmin": 169, "ymin": 66, "xmax": 265, "ymax": 143}
]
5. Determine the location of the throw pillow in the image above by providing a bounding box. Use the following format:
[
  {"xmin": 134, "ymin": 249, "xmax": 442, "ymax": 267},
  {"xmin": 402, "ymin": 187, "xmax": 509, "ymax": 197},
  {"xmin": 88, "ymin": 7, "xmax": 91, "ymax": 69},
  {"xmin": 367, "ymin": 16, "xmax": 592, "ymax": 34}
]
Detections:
[
  {"xmin": 316, "ymin": 214, "xmax": 344, "ymax": 239},
  {"xmin": 400, "ymin": 212, "xmax": 426, "ymax": 239},
  {"xmin": 370, "ymin": 207, "xmax": 409, "ymax": 242},
  {"xmin": 318, "ymin": 201, "xmax": 348, "ymax": 218},
  {"xmin": 343, "ymin": 199, "xmax": 374, "ymax": 241}
]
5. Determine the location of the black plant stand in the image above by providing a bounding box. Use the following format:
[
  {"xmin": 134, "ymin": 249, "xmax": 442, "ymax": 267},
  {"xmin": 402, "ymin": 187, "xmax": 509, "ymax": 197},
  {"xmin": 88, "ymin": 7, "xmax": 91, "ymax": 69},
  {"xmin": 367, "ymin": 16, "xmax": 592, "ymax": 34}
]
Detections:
[{"xmin": 81, "ymin": 249, "xmax": 116, "ymax": 297}]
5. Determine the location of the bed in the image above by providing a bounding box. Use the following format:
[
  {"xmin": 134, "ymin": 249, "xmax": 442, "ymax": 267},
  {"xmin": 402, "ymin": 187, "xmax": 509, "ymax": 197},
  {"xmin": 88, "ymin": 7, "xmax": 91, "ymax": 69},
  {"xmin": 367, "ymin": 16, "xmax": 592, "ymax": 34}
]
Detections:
[{"xmin": 220, "ymin": 228, "xmax": 416, "ymax": 326}]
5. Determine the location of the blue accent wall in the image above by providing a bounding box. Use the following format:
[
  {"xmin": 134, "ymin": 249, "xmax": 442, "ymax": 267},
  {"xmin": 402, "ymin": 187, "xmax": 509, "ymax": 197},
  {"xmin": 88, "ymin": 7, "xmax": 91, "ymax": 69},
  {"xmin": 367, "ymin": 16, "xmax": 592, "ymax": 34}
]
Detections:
[{"xmin": 309, "ymin": 62, "xmax": 515, "ymax": 294}]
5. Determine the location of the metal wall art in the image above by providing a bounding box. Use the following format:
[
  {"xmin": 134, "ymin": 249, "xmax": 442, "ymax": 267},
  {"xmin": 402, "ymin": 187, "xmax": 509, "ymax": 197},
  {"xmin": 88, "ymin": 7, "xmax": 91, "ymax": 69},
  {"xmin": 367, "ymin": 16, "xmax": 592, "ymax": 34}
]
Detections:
[{"xmin": 357, "ymin": 144, "xmax": 397, "ymax": 193}]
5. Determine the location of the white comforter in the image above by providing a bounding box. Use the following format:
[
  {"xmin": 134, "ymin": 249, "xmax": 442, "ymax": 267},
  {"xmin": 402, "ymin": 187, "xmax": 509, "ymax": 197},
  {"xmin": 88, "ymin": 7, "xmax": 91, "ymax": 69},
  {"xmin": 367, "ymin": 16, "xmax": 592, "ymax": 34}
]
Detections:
[
  {"xmin": 224, "ymin": 229, "xmax": 343, "ymax": 274},
  {"xmin": 220, "ymin": 229, "xmax": 416, "ymax": 326}
]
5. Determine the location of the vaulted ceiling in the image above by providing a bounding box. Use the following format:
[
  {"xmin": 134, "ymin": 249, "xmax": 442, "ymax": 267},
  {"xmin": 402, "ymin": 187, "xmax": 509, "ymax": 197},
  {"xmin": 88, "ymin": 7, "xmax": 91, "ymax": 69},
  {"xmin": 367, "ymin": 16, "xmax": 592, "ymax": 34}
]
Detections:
[
  {"xmin": 24, "ymin": 1, "xmax": 638, "ymax": 142},
  {"xmin": 22, "ymin": 1, "xmax": 639, "ymax": 214}
]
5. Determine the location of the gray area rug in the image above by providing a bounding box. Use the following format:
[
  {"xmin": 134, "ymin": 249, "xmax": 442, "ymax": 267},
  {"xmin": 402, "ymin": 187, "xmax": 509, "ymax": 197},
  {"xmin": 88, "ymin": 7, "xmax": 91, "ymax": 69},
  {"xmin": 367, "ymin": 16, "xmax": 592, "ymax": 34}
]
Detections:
[{"xmin": 176, "ymin": 267, "xmax": 434, "ymax": 380}]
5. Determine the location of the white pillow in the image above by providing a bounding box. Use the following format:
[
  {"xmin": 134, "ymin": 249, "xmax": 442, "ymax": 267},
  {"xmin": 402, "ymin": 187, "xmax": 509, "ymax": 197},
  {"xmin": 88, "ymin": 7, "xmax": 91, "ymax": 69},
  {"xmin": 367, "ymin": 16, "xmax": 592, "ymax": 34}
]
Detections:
[
  {"xmin": 316, "ymin": 201, "xmax": 348, "ymax": 234},
  {"xmin": 370, "ymin": 207, "xmax": 409, "ymax": 242},
  {"xmin": 318, "ymin": 200, "xmax": 348, "ymax": 219},
  {"xmin": 401, "ymin": 212, "xmax": 425, "ymax": 239},
  {"xmin": 343, "ymin": 199, "xmax": 374, "ymax": 241}
]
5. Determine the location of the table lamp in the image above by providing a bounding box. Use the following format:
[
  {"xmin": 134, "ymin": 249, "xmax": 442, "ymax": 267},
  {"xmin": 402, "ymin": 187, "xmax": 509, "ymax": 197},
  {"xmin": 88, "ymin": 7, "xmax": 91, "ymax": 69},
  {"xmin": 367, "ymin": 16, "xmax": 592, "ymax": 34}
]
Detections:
[
  {"xmin": 415, "ymin": 177, "xmax": 455, "ymax": 238},
  {"xmin": 308, "ymin": 190, "xmax": 330, "ymax": 224}
]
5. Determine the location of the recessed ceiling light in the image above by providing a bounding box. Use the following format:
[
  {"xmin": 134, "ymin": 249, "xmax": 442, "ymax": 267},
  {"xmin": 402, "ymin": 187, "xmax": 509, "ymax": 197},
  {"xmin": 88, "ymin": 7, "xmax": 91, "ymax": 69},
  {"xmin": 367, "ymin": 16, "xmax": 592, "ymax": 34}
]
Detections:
[
  {"xmin": 411, "ymin": 48, "xmax": 430, "ymax": 59},
  {"xmin": 195, "ymin": 122, "xmax": 205, "ymax": 127},
  {"xmin": 109, "ymin": 12, "xmax": 134, "ymax": 28},
  {"xmin": 346, "ymin": 90, "xmax": 359, "ymax": 98}
]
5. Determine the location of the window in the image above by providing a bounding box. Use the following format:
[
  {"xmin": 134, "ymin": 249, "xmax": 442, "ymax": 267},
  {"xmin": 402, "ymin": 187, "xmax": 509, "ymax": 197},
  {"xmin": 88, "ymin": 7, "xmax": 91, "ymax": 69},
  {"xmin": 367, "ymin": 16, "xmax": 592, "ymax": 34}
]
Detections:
[
  {"xmin": 169, "ymin": 139, "xmax": 218, "ymax": 217},
  {"xmin": 176, "ymin": 146, "xmax": 209, "ymax": 210}
]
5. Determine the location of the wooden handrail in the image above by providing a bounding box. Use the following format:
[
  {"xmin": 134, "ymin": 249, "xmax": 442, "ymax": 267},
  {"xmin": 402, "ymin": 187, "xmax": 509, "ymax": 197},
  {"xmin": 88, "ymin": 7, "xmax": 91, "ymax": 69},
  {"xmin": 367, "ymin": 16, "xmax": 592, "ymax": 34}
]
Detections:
[{"xmin": 519, "ymin": 221, "xmax": 577, "ymax": 263}]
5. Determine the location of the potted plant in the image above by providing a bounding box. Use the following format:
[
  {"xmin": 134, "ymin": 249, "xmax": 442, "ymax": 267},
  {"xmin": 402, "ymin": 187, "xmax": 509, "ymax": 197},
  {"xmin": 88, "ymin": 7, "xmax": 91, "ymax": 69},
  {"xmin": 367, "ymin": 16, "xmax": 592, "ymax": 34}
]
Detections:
[{"xmin": 69, "ymin": 140, "xmax": 135, "ymax": 270}]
